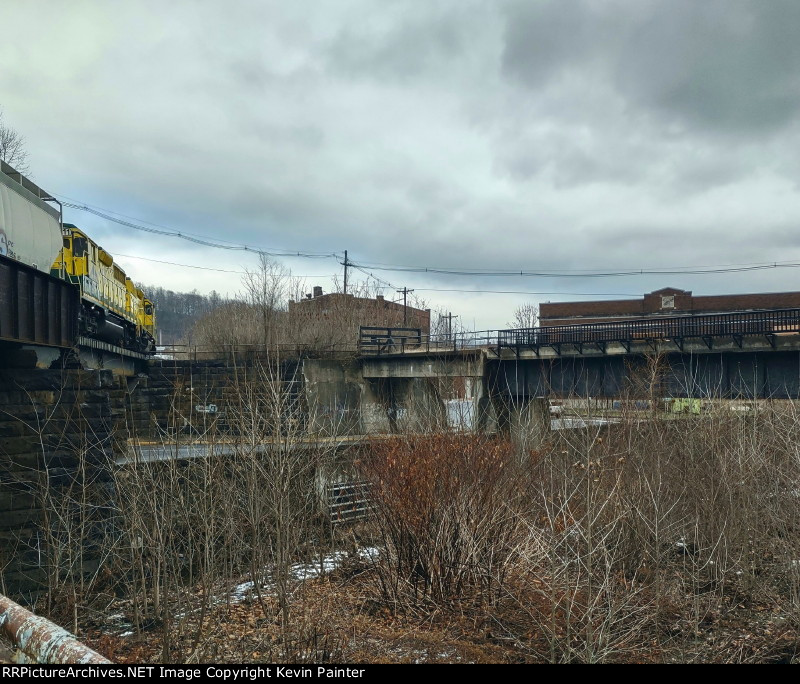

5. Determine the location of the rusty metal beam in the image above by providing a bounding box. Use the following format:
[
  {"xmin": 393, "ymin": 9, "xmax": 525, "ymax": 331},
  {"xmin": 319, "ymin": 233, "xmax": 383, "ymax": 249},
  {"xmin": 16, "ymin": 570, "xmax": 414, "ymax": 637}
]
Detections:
[{"xmin": 0, "ymin": 594, "xmax": 110, "ymax": 664}]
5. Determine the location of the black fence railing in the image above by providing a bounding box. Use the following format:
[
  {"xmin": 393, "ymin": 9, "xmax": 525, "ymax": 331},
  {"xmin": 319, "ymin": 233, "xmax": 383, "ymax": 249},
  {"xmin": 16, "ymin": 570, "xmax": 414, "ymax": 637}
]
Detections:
[
  {"xmin": 358, "ymin": 326, "xmax": 423, "ymax": 353},
  {"xmin": 498, "ymin": 307, "xmax": 800, "ymax": 351},
  {"xmin": 358, "ymin": 327, "xmax": 499, "ymax": 355}
]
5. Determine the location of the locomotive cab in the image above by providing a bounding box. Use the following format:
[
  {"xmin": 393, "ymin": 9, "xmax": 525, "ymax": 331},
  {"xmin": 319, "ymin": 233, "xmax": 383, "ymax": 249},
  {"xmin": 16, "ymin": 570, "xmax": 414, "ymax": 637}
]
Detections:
[
  {"xmin": 53, "ymin": 224, "xmax": 156, "ymax": 352},
  {"xmin": 143, "ymin": 299, "xmax": 156, "ymax": 336}
]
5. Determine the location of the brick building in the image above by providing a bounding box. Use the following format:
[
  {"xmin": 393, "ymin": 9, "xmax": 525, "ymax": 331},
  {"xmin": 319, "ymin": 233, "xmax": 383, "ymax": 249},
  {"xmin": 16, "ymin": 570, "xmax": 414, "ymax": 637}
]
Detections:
[
  {"xmin": 288, "ymin": 287, "xmax": 431, "ymax": 335},
  {"xmin": 539, "ymin": 287, "xmax": 800, "ymax": 327}
]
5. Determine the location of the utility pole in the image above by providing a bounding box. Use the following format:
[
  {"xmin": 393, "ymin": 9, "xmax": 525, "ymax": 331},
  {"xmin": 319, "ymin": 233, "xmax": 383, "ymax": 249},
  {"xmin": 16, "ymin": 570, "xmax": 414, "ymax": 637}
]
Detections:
[
  {"xmin": 342, "ymin": 250, "xmax": 349, "ymax": 295},
  {"xmin": 396, "ymin": 287, "xmax": 414, "ymax": 325},
  {"xmin": 444, "ymin": 312, "xmax": 458, "ymax": 341}
]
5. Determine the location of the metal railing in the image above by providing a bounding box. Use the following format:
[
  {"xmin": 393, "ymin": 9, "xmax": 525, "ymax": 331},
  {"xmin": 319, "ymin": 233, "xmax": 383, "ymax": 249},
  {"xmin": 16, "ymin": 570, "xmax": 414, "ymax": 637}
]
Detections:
[
  {"xmin": 0, "ymin": 594, "xmax": 110, "ymax": 664},
  {"xmin": 327, "ymin": 480, "xmax": 372, "ymax": 523},
  {"xmin": 358, "ymin": 326, "xmax": 422, "ymax": 353},
  {"xmin": 498, "ymin": 307, "xmax": 800, "ymax": 351},
  {"xmin": 361, "ymin": 308, "xmax": 800, "ymax": 356},
  {"xmin": 358, "ymin": 328, "xmax": 499, "ymax": 355}
]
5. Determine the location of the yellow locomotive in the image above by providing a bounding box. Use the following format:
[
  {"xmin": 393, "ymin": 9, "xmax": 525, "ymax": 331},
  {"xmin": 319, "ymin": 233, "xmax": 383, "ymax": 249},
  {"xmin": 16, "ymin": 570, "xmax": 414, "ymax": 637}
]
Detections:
[{"xmin": 51, "ymin": 224, "xmax": 156, "ymax": 352}]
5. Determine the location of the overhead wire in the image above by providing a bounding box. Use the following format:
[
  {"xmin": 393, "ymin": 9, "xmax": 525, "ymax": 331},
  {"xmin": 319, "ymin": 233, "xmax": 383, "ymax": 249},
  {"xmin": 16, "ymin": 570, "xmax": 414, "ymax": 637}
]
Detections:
[
  {"xmin": 116, "ymin": 251, "xmax": 643, "ymax": 297},
  {"xmin": 115, "ymin": 254, "xmax": 248, "ymax": 274},
  {"xmin": 61, "ymin": 195, "xmax": 800, "ymax": 285},
  {"xmin": 62, "ymin": 201, "xmax": 338, "ymax": 259},
  {"xmin": 348, "ymin": 260, "xmax": 800, "ymax": 278},
  {"xmin": 115, "ymin": 252, "xmax": 339, "ymax": 279},
  {"xmin": 412, "ymin": 287, "xmax": 642, "ymax": 296}
]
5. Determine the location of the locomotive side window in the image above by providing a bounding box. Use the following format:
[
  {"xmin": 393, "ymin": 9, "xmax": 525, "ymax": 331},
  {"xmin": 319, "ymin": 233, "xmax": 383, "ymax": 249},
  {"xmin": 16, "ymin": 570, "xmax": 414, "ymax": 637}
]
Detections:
[
  {"xmin": 72, "ymin": 237, "xmax": 87, "ymax": 257},
  {"xmin": 145, "ymin": 304, "xmax": 153, "ymax": 315}
]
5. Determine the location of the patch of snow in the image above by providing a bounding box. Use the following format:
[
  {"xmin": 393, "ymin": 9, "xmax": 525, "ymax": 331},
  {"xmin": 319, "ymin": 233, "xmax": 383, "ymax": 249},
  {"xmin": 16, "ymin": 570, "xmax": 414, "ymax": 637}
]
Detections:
[
  {"xmin": 359, "ymin": 547, "xmax": 380, "ymax": 562},
  {"xmin": 103, "ymin": 611, "xmax": 135, "ymax": 636},
  {"xmin": 290, "ymin": 552, "xmax": 349, "ymax": 581},
  {"xmin": 225, "ymin": 547, "xmax": 382, "ymax": 602},
  {"xmin": 231, "ymin": 580, "xmax": 255, "ymax": 600},
  {"xmin": 552, "ymin": 417, "xmax": 616, "ymax": 430}
]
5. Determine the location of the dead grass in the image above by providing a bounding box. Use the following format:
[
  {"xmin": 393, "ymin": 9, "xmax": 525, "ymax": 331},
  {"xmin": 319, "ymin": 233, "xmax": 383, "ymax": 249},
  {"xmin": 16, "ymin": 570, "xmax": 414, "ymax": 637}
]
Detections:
[
  {"xmin": 82, "ymin": 562, "xmax": 519, "ymax": 664},
  {"xmin": 79, "ymin": 549, "xmax": 800, "ymax": 664}
]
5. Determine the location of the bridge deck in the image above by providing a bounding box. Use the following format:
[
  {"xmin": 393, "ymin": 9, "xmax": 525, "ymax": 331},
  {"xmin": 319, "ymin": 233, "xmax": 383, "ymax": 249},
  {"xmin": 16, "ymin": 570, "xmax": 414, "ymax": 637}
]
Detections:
[
  {"xmin": 360, "ymin": 308, "xmax": 800, "ymax": 360},
  {"xmin": 501, "ymin": 307, "xmax": 800, "ymax": 355}
]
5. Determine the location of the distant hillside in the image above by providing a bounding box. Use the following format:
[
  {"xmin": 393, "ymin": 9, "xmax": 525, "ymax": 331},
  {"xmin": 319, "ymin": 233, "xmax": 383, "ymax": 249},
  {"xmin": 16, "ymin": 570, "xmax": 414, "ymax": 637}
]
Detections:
[{"xmin": 143, "ymin": 286, "xmax": 229, "ymax": 345}]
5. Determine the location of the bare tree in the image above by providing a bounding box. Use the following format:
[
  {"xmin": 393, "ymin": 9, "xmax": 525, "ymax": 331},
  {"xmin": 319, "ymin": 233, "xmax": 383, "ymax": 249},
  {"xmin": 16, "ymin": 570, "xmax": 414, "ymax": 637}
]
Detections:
[
  {"xmin": 507, "ymin": 302, "xmax": 538, "ymax": 329},
  {"xmin": 428, "ymin": 306, "xmax": 463, "ymax": 342},
  {"xmin": 0, "ymin": 108, "xmax": 30, "ymax": 174},
  {"xmin": 190, "ymin": 255, "xmax": 296, "ymax": 352},
  {"xmin": 242, "ymin": 253, "xmax": 291, "ymax": 349}
]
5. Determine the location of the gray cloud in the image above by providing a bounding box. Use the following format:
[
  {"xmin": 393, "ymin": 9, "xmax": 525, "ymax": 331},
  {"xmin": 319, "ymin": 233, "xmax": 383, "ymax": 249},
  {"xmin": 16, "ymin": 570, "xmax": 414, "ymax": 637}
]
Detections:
[
  {"xmin": 503, "ymin": 0, "xmax": 800, "ymax": 135},
  {"xmin": 615, "ymin": 1, "xmax": 800, "ymax": 134}
]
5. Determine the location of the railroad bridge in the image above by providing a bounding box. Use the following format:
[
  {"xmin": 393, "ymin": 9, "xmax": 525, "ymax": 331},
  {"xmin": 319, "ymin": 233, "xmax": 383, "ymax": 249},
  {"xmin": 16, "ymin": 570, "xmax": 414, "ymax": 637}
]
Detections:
[{"xmin": 361, "ymin": 308, "xmax": 800, "ymax": 401}]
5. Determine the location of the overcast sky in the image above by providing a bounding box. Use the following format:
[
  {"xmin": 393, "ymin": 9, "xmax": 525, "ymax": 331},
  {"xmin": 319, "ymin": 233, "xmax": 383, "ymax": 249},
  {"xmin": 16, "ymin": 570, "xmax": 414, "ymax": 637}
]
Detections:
[{"xmin": 3, "ymin": 0, "xmax": 800, "ymax": 329}]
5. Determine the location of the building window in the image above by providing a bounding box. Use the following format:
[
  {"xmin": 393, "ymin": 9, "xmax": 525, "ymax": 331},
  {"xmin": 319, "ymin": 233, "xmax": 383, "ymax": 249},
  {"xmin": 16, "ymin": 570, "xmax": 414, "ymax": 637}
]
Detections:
[{"xmin": 661, "ymin": 295, "xmax": 675, "ymax": 309}]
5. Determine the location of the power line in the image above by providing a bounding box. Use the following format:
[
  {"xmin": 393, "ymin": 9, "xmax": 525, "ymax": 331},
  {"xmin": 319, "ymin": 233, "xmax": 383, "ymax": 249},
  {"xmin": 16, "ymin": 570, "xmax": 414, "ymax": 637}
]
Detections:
[
  {"xmin": 106, "ymin": 254, "xmax": 730, "ymax": 300},
  {"xmin": 115, "ymin": 253, "xmax": 247, "ymax": 274},
  {"xmin": 352, "ymin": 255, "xmax": 800, "ymax": 273},
  {"xmin": 62, "ymin": 201, "xmax": 339, "ymax": 260},
  {"xmin": 350, "ymin": 260, "xmax": 800, "ymax": 278},
  {"xmin": 351, "ymin": 263, "xmax": 399, "ymax": 291},
  {"xmin": 337, "ymin": 250, "xmax": 800, "ymax": 282},
  {"xmin": 412, "ymin": 288, "xmax": 642, "ymax": 296},
  {"xmin": 56, "ymin": 193, "xmax": 249, "ymax": 244},
  {"xmin": 116, "ymin": 252, "xmax": 338, "ymax": 278}
]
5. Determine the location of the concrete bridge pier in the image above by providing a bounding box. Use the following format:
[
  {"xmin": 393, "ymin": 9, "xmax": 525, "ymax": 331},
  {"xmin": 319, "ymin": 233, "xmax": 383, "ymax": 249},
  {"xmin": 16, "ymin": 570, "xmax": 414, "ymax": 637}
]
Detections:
[
  {"xmin": 300, "ymin": 359, "xmax": 439, "ymax": 435},
  {"xmin": 492, "ymin": 394, "xmax": 551, "ymax": 455},
  {"xmin": 359, "ymin": 351, "xmax": 489, "ymax": 434},
  {"xmin": 368, "ymin": 377, "xmax": 445, "ymax": 434},
  {"xmin": 300, "ymin": 359, "xmax": 373, "ymax": 435},
  {"xmin": 302, "ymin": 354, "xmax": 492, "ymax": 436}
]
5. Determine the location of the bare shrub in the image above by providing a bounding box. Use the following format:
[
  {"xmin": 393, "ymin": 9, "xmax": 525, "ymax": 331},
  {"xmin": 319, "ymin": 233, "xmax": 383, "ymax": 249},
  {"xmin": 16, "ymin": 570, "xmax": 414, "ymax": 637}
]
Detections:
[
  {"xmin": 518, "ymin": 422, "xmax": 658, "ymax": 662},
  {"xmin": 359, "ymin": 434, "xmax": 526, "ymax": 607},
  {"xmin": 108, "ymin": 355, "xmax": 338, "ymax": 662},
  {"xmin": 511, "ymin": 381, "xmax": 800, "ymax": 662},
  {"xmin": 225, "ymin": 357, "xmax": 325, "ymax": 635}
]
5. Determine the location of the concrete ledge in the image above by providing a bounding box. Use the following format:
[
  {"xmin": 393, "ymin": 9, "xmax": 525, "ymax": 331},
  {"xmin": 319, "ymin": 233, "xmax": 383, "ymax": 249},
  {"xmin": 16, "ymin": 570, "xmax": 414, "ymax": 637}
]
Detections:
[
  {"xmin": 361, "ymin": 350, "xmax": 487, "ymax": 378},
  {"xmin": 502, "ymin": 333, "xmax": 800, "ymax": 360}
]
